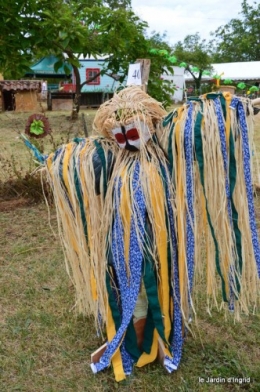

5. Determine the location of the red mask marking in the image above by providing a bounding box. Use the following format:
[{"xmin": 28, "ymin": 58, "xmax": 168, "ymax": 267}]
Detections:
[
  {"xmin": 114, "ymin": 133, "xmax": 126, "ymax": 144},
  {"xmin": 126, "ymin": 128, "xmax": 140, "ymax": 141}
]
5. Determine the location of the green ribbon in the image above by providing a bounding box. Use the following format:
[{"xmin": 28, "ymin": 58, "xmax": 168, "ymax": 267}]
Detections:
[
  {"xmin": 229, "ymin": 129, "xmax": 243, "ymax": 295},
  {"xmin": 73, "ymin": 154, "xmax": 88, "ymax": 244},
  {"xmin": 93, "ymin": 140, "xmax": 107, "ymax": 196},
  {"xmin": 142, "ymin": 217, "xmax": 169, "ymax": 351},
  {"xmin": 194, "ymin": 110, "xmax": 228, "ymax": 302}
]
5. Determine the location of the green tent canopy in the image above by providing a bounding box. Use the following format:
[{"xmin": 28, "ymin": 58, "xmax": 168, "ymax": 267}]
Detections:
[{"xmin": 26, "ymin": 55, "xmax": 72, "ymax": 78}]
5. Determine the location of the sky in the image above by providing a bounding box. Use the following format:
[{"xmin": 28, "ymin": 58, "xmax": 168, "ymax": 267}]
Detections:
[{"xmin": 131, "ymin": 0, "xmax": 256, "ymax": 45}]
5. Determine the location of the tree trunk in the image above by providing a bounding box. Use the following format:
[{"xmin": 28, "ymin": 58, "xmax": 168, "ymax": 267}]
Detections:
[
  {"xmin": 187, "ymin": 67, "xmax": 202, "ymax": 96},
  {"xmin": 81, "ymin": 113, "xmax": 88, "ymax": 137},
  {"xmin": 194, "ymin": 78, "xmax": 201, "ymax": 95},
  {"xmin": 71, "ymin": 65, "xmax": 81, "ymax": 119}
]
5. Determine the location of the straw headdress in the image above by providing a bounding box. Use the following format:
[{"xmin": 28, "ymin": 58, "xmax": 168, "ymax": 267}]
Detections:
[{"xmin": 93, "ymin": 86, "xmax": 167, "ymax": 140}]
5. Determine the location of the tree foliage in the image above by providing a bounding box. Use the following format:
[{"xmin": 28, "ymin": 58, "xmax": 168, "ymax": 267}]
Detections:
[
  {"xmin": 104, "ymin": 0, "xmax": 131, "ymax": 9},
  {"xmin": 0, "ymin": 0, "xmax": 144, "ymax": 79},
  {"xmin": 212, "ymin": 0, "xmax": 260, "ymax": 62},
  {"xmin": 172, "ymin": 33, "xmax": 213, "ymax": 92},
  {"xmin": 0, "ymin": 1, "xmax": 42, "ymax": 78},
  {"xmin": 0, "ymin": 0, "xmax": 176, "ymax": 110},
  {"xmin": 144, "ymin": 32, "xmax": 176, "ymax": 106}
]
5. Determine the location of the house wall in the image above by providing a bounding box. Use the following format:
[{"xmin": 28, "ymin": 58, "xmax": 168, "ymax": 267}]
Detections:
[
  {"xmin": 78, "ymin": 60, "xmax": 119, "ymax": 93},
  {"xmin": 15, "ymin": 90, "xmax": 40, "ymax": 112},
  {"xmin": 52, "ymin": 98, "xmax": 73, "ymax": 111},
  {"xmin": 78, "ymin": 61, "xmax": 186, "ymax": 103}
]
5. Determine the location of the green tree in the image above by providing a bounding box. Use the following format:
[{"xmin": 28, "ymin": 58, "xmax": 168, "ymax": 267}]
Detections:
[
  {"xmin": 0, "ymin": 1, "xmax": 40, "ymax": 78},
  {"xmin": 0, "ymin": 0, "xmax": 175, "ymax": 111},
  {"xmin": 0, "ymin": 0, "xmax": 147, "ymax": 110},
  {"xmin": 145, "ymin": 32, "xmax": 177, "ymax": 106},
  {"xmin": 172, "ymin": 33, "xmax": 213, "ymax": 93},
  {"xmin": 212, "ymin": 0, "xmax": 260, "ymax": 62},
  {"xmin": 104, "ymin": 0, "xmax": 131, "ymax": 9}
]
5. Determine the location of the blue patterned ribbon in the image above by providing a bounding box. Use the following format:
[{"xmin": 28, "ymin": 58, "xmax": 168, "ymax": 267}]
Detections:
[
  {"xmin": 162, "ymin": 167, "xmax": 183, "ymax": 372},
  {"xmin": 213, "ymin": 97, "xmax": 236, "ymax": 310},
  {"xmin": 230, "ymin": 97, "xmax": 260, "ymax": 277},
  {"xmin": 213, "ymin": 98, "xmax": 233, "ymax": 220},
  {"xmin": 91, "ymin": 161, "xmax": 146, "ymax": 374},
  {"xmin": 21, "ymin": 134, "xmax": 48, "ymax": 163},
  {"xmin": 184, "ymin": 103, "xmax": 195, "ymax": 300}
]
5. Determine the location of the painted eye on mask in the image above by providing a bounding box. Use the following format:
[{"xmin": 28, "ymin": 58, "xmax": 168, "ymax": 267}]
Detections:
[
  {"xmin": 124, "ymin": 123, "xmax": 141, "ymax": 150},
  {"xmin": 111, "ymin": 126, "xmax": 126, "ymax": 149},
  {"xmin": 125, "ymin": 128, "xmax": 139, "ymax": 141}
]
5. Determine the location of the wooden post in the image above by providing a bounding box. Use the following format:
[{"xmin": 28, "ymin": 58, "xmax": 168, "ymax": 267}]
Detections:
[{"xmin": 135, "ymin": 59, "xmax": 151, "ymax": 92}]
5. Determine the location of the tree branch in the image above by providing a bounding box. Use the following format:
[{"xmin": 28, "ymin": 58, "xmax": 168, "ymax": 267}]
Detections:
[{"xmin": 80, "ymin": 71, "xmax": 102, "ymax": 89}]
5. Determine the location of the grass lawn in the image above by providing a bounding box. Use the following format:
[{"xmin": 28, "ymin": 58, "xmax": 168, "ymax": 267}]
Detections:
[{"xmin": 0, "ymin": 106, "xmax": 260, "ymax": 392}]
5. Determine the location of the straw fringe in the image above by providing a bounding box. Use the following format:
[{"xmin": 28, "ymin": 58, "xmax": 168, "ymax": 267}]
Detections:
[
  {"xmin": 232, "ymin": 126, "xmax": 259, "ymax": 313},
  {"xmin": 45, "ymin": 137, "xmax": 118, "ymax": 330},
  {"xmin": 162, "ymin": 93, "xmax": 259, "ymax": 320}
]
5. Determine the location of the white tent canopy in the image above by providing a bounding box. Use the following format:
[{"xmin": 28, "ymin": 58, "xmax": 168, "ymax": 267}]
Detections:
[{"xmin": 185, "ymin": 61, "xmax": 260, "ymax": 82}]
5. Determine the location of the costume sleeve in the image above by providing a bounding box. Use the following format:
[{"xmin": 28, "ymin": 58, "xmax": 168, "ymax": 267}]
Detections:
[{"xmin": 45, "ymin": 136, "xmax": 118, "ymax": 329}]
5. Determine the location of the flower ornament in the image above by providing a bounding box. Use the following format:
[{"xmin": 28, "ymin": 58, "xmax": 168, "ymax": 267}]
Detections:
[
  {"xmin": 25, "ymin": 114, "xmax": 51, "ymax": 138},
  {"xmin": 224, "ymin": 79, "xmax": 233, "ymax": 85},
  {"xmin": 249, "ymin": 86, "xmax": 259, "ymax": 93},
  {"xmin": 237, "ymin": 82, "xmax": 246, "ymax": 90}
]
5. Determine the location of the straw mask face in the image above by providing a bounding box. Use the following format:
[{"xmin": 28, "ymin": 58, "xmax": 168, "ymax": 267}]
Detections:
[
  {"xmin": 111, "ymin": 120, "xmax": 151, "ymax": 151},
  {"xmin": 93, "ymin": 86, "xmax": 167, "ymax": 148}
]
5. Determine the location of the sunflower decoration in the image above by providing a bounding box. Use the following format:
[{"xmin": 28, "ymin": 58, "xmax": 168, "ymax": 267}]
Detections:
[{"xmin": 25, "ymin": 114, "xmax": 51, "ymax": 139}]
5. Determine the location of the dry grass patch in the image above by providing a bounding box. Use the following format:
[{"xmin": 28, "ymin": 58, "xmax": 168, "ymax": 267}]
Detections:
[{"xmin": 0, "ymin": 109, "xmax": 97, "ymax": 200}]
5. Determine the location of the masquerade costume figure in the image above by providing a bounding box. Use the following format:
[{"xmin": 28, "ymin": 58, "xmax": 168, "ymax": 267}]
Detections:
[{"xmin": 23, "ymin": 87, "xmax": 260, "ymax": 381}]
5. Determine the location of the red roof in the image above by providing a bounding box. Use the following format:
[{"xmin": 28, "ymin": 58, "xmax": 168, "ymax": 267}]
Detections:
[{"xmin": 0, "ymin": 80, "xmax": 41, "ymax": 91}]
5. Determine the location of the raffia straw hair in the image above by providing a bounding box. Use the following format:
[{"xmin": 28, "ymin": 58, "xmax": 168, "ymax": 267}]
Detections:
[
  {"xmin": 45, "ymin": 137, "xmax": 119, "ymax": 332},
  {"xmin": 93, "ymin": 86, "xmax": 167, "ymax": 139}
]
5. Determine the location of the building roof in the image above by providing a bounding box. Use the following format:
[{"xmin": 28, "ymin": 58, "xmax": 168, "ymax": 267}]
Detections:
[
  {"xmin": 0, "ymin": 80, "xmax": 41, "ymax": 91},
  {"xmin": 185, "ymin": 61, "xmax": 260, "ymax": 82},
  {"xmin": 26, "ymin": 55, "xmax": 72, "ymax": 77}
]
